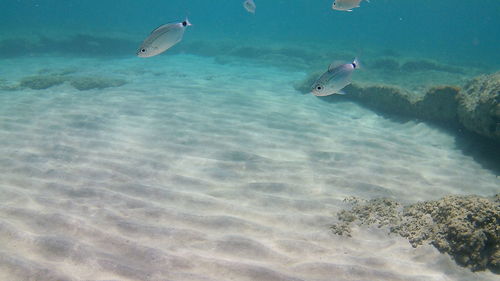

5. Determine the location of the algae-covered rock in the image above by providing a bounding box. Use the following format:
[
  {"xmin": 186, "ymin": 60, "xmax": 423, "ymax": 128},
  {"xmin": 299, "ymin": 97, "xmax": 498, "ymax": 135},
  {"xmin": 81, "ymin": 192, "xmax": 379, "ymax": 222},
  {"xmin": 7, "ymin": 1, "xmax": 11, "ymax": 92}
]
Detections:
[
  {"xmin": 20, "ymin": 75, "xmax": 66, "ymax": 90},
  {"xmin": 457, "ymin": 72, "xmax": 500, "ymax": 142},
  {"xmin": 347, "ymin": 84, "xmax": 416, "ymax": 116},
  {"xmin": 295, "ymin": 69, "xmax": 499, "ymax": 142},
  {"xmin": 415, "ymin": 86, "xmax": 460, "ymax": 126},
  {"xmin": 331, "ymin": 194, "xmax": 500, "ymax": 273},
  {"xmin": 70, "ymin": 77, "xmax": 126, "ymax": 91},
  {"xmin": 331, "ymin": 197, "xmax": 402, "ymax": 237},
  {"xmin": 0, "ymin": 79, "xmax": 21, "ymax": 91}
]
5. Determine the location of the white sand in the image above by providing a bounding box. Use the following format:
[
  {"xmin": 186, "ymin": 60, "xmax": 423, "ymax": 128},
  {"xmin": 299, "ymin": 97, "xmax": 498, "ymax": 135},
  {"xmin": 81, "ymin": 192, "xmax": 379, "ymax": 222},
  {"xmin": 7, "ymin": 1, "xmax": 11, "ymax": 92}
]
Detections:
[{"xmin": 0, "ymin": 54, "xmax": 498, "ymax": 281}]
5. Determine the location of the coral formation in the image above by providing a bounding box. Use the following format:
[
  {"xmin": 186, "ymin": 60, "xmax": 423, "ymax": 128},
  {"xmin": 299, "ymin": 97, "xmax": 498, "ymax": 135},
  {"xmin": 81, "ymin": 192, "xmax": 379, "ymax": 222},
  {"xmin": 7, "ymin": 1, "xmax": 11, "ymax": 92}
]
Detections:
[
  {"xmin": 331, "ymin": 195, "xmax": 500, "ymax": 273},
  {"xmin": 19, "ymin": 75, "xmax": 66, "ymax": 90},
  {"xmin": 457, "ymin": 72, "xmax": 500, "ymax": 142},
  {"xmin": 69, "ymin": 77, "xmax": 126, "ymax": 91}
]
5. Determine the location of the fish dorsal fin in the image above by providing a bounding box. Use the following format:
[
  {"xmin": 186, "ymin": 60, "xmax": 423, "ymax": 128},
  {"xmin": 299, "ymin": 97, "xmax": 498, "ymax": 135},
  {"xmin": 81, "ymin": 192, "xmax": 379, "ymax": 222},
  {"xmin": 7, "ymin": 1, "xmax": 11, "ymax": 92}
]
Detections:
[
  {"xmin": 328, "ymin": 61, "xmax": 345, "ymax": 71},
  {"xmin": 150, "ymin": 21, "xmax": 178, "ymax": 34}
]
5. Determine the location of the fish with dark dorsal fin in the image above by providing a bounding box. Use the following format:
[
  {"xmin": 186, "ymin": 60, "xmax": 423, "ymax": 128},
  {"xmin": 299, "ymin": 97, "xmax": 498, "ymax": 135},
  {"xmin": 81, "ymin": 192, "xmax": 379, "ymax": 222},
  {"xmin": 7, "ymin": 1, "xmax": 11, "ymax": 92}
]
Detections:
[
  {"xmin": 311, "ymin": 58, "xmax": 360, "ymax": 96},
  {"xmin": 137, "ymin": 18, "xmax": 192, "ymax": 58},
  {"xmin": 243, "ymin": 0, "xmax": 256, "ymax": 14}
]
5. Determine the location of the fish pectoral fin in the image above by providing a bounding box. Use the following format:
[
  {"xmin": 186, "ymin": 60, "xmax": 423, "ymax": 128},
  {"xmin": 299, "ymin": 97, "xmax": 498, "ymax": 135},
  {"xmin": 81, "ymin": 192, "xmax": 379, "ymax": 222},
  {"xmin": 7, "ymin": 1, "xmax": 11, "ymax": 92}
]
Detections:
[
  {"xmin": 336, "ymin": 90, "xmax": 347, "ymax": 95},
  {"xmin": 347, "ymin": 9, "xmax": 353, "ymax": 12}
]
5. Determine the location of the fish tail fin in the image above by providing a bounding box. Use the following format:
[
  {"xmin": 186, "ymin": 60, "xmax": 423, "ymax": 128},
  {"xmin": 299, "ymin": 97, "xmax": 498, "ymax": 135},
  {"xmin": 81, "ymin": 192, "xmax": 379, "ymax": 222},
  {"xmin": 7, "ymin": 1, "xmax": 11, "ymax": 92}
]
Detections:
[{"xmin": 352, "ymin": 58, "xmax": 361, "ymax": 69}]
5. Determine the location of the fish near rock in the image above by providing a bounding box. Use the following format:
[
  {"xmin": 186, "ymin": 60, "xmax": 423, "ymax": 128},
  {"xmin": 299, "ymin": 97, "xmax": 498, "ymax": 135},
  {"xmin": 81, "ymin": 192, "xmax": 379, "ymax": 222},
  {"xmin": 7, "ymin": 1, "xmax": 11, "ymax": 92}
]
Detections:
[
  {"xmin": 332, "ymin": 0, "xmax": 369, "ymax": 12},
  {"xmin": 311, "ymin": 59, "xmax": 360, "ymax": 96},
  {"xmin": 137, "ymin": 18, "xmax": 192, "ymax": 58}
]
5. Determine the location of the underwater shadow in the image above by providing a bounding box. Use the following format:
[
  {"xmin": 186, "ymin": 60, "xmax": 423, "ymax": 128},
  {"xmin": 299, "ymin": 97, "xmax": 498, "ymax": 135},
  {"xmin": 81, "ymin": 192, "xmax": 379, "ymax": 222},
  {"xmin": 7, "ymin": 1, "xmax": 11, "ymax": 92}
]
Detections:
[
  {"xmin": 453, "ymin": 130, "xmax": 500, "ymax": 176},
  {"xmin": 318, "ymin": 95, "xmax": 500, "ymax": 175},
  {"xmin": 317, "ymin": 94, "xmax": 416, "ymax": 124}
]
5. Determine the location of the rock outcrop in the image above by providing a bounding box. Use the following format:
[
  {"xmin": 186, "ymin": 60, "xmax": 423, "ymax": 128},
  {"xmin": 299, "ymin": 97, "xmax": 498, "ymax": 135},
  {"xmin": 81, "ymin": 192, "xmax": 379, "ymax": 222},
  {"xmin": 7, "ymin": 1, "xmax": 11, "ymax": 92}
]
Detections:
[
  {"xmin": 457, "ymin": 72, "xmax": 500, "ymax": 142},
  {"xmin": 331, "ymin": 195, "xmax": 500, "ymax": 273},
  {"xmin": 295, "ymin": 71, "xmax": 500, "ymax": 141}
]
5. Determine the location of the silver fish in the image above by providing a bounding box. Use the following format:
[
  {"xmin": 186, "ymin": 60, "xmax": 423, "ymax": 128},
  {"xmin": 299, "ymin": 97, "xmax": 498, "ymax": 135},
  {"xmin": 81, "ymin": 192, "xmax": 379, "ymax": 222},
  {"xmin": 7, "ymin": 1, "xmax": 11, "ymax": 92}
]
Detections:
[
  {"xmin": 137, "ymin": 18, "xmax": 192, "ymax": 58},
  {"xmin": 243, "ymin": 0, "xmax": 256, "ymax": 14},
  {"xmin": 332, "ymin": 0, "xmax": 369, "ymax": 12},
  {"xmin": 311, "ymin": 59, "xmax": 359, "ymax": 96}
]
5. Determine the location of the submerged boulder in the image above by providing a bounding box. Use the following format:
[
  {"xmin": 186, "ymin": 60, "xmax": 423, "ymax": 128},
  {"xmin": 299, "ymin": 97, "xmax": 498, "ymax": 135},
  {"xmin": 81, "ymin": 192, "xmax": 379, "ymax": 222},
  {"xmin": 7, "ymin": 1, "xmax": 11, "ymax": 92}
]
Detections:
[
  {"xmin": 346, "ymin": 84, "xmax": 416, "ymax": 117},
  {"xmin": 457, "ymin": 72, "xmax": 500, "ymax": 142},
  {"xmin": 20, "ymin": 75, "xmax": 66, "ymax": 90},
  {"xmin": 331, "ymin": 194, "xmax": 500, "ymax": 273},
  {"xmin": 414, "ymin": 86, "xmax": 460, "ymax": 126}
]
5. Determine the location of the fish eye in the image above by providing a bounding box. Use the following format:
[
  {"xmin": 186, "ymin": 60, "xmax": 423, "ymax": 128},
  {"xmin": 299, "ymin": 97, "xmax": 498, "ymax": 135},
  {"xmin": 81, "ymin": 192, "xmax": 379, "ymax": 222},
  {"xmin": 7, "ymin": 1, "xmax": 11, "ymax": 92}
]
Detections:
[
  {"xmin": 316, "ymin": 86, "xmax": 323, "ymax": 90},
  {"xmin": 140, "ymin": 49, "xmax": 146, "ymax": 53}
]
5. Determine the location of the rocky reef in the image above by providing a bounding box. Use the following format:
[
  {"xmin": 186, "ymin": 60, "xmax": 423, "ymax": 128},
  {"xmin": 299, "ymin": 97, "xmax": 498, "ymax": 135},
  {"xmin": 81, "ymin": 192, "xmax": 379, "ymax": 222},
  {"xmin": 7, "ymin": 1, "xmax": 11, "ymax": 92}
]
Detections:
[
  {"xmin": 20, "ymin": 75, "xmax": 66, "ymax": 90},
  {"xmin": 295, "ymin": 71, "xmax": 500, "ymax": 142},
  {"xmin": 12, "ymin": 74, "xmax": 126, "ymax": 91},
  {"xmin": 331, "ymin": 194, "xmax": 500, "ymax": 273},
  {"xmin": 457, "ymin": 72, "xmax": 500, "ymax": 142},
  {"xmin": 0, "ymin": 35, "xmax": 135, "ymax": 58}
]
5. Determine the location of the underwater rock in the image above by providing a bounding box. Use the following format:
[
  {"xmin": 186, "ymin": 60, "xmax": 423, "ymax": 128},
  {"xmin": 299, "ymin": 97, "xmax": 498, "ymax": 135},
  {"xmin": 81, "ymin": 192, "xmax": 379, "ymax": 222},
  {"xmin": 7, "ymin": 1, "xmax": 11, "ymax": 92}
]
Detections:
[
  {"xmin": 20, "ymin": 75, "xmax": 66, "ymax": 90},
  {"xmin": 70, "ymin": 77, "xmax": 126, "ymax": 91},
  {"xmin": 331, "ymin": 197, "xmax": 402, "ymax": 237},
  {"xmin": 331, "ymin": 194, "xmax": 500, "ymax": 273},
  {"xmin": 295, "ymin": 71, "xmax": 491, "ymax": 134},
  {"xmin": 0, "ymin": 79, "xmax": 21, "ymax": 91},
  {"xmin": 457, "ymin": 72, "xmax": 500, "ymax": 142},
  {"xmin": 346, "ymin": 84, "xmax": 416, "ymax": 116},
  {"xmin": 0, "ymin": 35, "xmax": 136, "ymax": 57},
  {"xmin": 414, "ymin": 86, "xmax": 460, "ymax": 126}
]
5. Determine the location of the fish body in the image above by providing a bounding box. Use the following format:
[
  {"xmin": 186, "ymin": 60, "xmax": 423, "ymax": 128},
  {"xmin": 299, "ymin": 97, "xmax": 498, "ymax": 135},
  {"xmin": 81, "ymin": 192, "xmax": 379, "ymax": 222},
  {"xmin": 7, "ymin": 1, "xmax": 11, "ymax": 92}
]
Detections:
[
  {"xmin": 137, "ymin": 18, "xmax": 192, "ymax": 58},
  {"xmin": 332, "ymin": 0, "xmax": 369, "ymax": 12},
  {"xmin": 243, "ymin": 0, "xmax": 256, "ymax": 14},
  {"xmin": 311, "ymin": 59, "xmax": 359, "ymax": 96}
]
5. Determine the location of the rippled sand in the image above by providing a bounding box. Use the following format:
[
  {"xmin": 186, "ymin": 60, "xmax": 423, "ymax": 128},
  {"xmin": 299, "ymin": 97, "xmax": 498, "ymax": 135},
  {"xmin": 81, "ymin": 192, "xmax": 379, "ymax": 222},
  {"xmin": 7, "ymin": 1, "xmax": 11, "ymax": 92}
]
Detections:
[{"xmin": 0, "ymin": 55, "xmax": 498, "ymax": 281}]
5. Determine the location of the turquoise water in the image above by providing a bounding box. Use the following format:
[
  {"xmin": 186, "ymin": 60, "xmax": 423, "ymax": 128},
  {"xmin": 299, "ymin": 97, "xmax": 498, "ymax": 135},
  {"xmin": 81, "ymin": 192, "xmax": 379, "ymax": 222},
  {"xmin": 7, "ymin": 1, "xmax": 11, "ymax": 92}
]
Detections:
[{"xmin": 0, "ymin": 1, "xmax": 499, "ymax": 281}]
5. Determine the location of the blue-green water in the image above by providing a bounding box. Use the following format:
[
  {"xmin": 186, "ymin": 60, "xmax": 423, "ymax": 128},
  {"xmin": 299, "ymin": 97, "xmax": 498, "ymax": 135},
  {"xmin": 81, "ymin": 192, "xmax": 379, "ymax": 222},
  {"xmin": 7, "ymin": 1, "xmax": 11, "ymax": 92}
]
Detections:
[
  {"xmin": 2, "ymin": 0, "xmax": 500, "ymax": 64},
  {"xmin": 0, "ymin": 1, "xmax": 499, "ymax": 281}
]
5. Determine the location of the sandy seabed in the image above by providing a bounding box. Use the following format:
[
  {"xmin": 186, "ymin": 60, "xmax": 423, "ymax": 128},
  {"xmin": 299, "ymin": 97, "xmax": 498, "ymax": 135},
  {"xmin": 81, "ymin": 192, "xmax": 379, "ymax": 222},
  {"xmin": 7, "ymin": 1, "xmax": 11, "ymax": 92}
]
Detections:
[{"xmin": 0, "ymin": 55, "xmax": 498, "ymax": 281}]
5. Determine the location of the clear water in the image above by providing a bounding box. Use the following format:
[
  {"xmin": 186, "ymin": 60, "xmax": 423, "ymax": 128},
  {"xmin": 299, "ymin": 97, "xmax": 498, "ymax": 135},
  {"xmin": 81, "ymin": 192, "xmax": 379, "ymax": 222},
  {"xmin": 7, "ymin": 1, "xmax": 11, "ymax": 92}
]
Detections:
[{"xmin": 0, "ymin": 1, "xmax": 499, "ymax": 281}]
